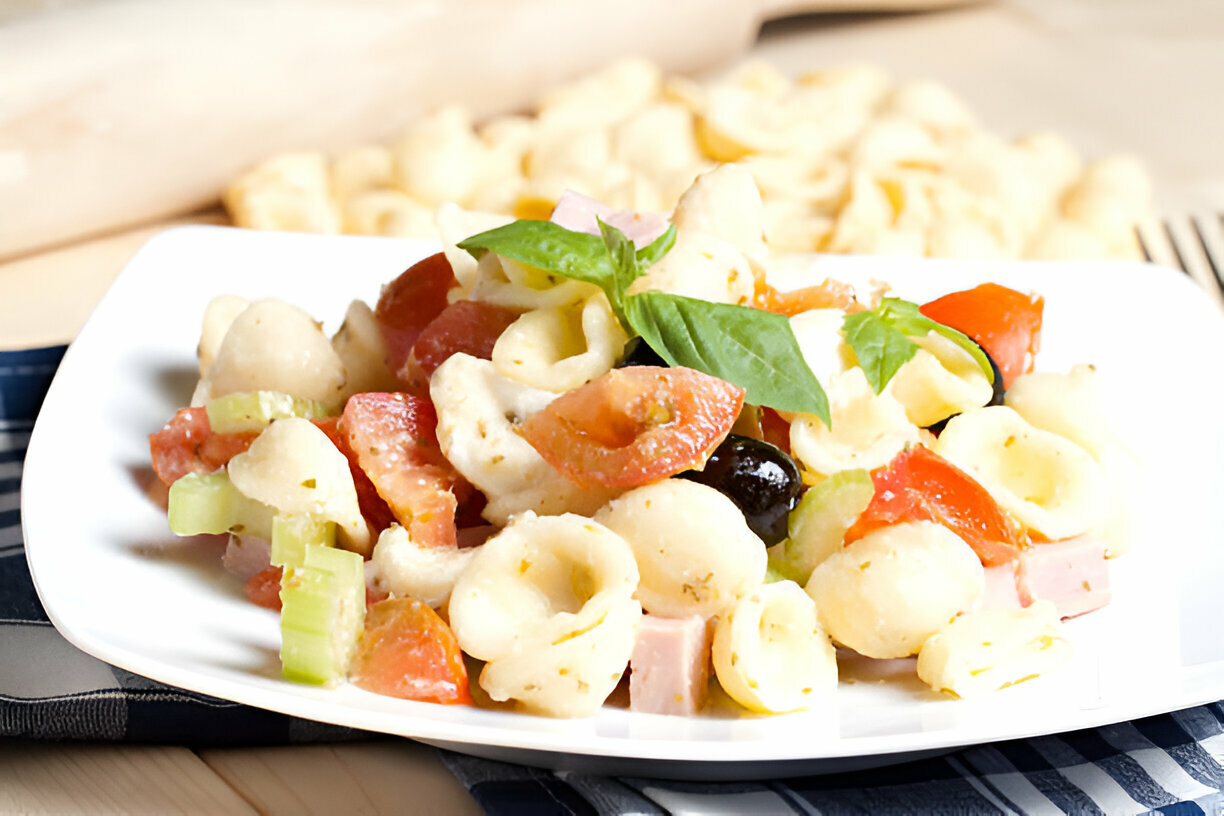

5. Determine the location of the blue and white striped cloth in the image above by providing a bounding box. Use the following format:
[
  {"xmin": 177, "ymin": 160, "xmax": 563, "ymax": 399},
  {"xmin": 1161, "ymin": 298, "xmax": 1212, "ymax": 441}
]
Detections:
[{"xmin": 3, "ymin": 345, "xmax": 1224, "ymax": 815}]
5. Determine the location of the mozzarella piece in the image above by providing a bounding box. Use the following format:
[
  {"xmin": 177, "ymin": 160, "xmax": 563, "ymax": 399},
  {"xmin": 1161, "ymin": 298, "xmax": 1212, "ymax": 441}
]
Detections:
[
  {"xmin": 430, "ymin": 353, "xmax": 620, "ymax": 525},
  {"xmin": 594, "ymin": 479, "xmax": 766, "ymax": 618},
  {"xmin": 806, "ymin": 521, "xmax": 985, "ymax": 659},
  {"xmin": 934, "ymin": 406, "xmax": 1107, "ymax": 541},
  {"xmin": 712, "ymin": 580, "xmax": 838, "ymax": 714},
  {"xmin": 916, "ymin": 600, "xmax": 1072, "ymax": 698},
  {"xmin": 491, "ymin": 293, "xmax": 628, "ymax": 392}
]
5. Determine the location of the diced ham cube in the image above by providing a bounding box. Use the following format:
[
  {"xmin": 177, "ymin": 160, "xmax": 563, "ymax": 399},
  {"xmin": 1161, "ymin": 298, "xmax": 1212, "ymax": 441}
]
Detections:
[
  {"xmin": 1017, "ymin": 536, "xmax": 1111, "ymax": 619},
  {"xmin": 221, "ymin": 534, "xmax": 271, "ymax": 581},
  {"xmin": 550, "ymin": 190, "xmax": 670, "ymax": 248},
  {"xmin": 978, "ymin": 561, "xmax": 1026, "ymax": 612},
  {"xmin": 629, "ymin": 615, "xmax": 712, "ymax": 716}
]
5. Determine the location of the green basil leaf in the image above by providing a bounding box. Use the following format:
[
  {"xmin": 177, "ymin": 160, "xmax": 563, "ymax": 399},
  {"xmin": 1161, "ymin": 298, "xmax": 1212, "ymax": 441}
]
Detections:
[
  {"xmin": 596, "ymin": 218, "xmax": 640, "ymax": 313},
  {"xmin": 877, "ymin": 298, "xmax": 994, "ymax": 384},
  {"xmin": 456, "ymin": 220, "xmax": 618, "ymax": 302},
  {"xmin": 624, "ymin": 291, "xmax": 830, "ymax": 424},
  {"xmin": 842, "ymin": 311, "xmax": 919, "ymax": 394},
  {"xmin": 635, "ymin": 224, "xmax": 677, "ymax": 269}
]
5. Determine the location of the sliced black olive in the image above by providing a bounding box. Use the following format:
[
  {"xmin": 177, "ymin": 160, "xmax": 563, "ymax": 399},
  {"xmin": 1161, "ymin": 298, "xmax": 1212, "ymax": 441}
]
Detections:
[
  {"xmin": 925, "ymin": 343, "xmax": 1005, "ymax": 435},
  {"xmin": 615, "ymin": 336, "xmax": 669, "ymax": 368},
  {"xmin": 679, "ymin": 434, "xmax": 802, "ymax": 546}
]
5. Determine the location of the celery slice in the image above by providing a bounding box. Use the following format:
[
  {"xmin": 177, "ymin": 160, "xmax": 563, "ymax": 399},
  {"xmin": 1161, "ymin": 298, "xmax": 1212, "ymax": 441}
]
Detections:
[
  {"xmin": 767, "ymin": 468, "xmax": 874, "ymax": 585},
  {"xmin": 279, "ymin": 544, "xmax": 366, "ymax": 686},
  {"xmin": 167, "ymin": 471, "xmax": 275, "ymax": 539},
  {"xmin": 206, "ymin": 391, "xmax": 332, "ymax": 434},
  {"xmin": 270, "ymin": 514, "xmax": 335, "ymax": 568}
]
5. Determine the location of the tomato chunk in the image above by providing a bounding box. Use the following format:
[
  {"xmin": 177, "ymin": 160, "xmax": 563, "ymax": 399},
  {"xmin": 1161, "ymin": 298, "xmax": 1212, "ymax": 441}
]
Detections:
[
  {"xmin": 149, "ymin": 407, "xmax": 257, "ymax": 486},
  {"xmin": 245, "ymin": 565, "xmax": 283, "ymax": 611},
  {"xmin": 339, "ymin": 392, "xmax": 468, "ymax": 548},
  {"xmin": 374, "ymin": 253, "xmax": 457, "ymax": 375},
  {"xmin": 844, "ymin": 445, "xmax": 1027, "ymax": 566},
  {"xmin": 400, "ymin": 299, "xmax": 521, "ymax": 389},
  {"xmin": 519, "ymin": 366, "xmax": 745, "ymax": 489},
  {"xmin": 919, "ymin": 283, "xmax": 1043, "ymax": 390},
  {"xmin": 313, "ymin": 416, "xmax": 398, "ymax": 534},
  {"xmin": 755, "ymin": 277, "xmax": 865, "ymax": 317},
  {"xmin": 349, "ymin": 597, "xmax": 472, "ymax": 705}
]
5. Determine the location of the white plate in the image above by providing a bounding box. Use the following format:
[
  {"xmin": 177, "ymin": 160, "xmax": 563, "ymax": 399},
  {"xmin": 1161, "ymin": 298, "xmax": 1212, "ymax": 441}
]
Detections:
[{"xmin": 22, "ymin": 225, "xmax": 1224, "ymax": 780}]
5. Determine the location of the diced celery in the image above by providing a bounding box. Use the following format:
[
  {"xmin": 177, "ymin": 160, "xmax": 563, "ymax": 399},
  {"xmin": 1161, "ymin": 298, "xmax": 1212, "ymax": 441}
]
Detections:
[
  {"xmin": 205, "ymin": 391, "xmax": 332, "ymax": 434},
  {"xmin": 279, "ymin": 544, "xmax": 366, "ymax": 686},
  {"xmin": 767, "ymin": 468, "xmax": 875, "ymax": 585},
  {"xmin": 167, "ymin": 471, "xmax": 275, "ymax": 540},
  {"xmin": 270, "ymin": 514, "xmax": 335, "ymax": 568}
]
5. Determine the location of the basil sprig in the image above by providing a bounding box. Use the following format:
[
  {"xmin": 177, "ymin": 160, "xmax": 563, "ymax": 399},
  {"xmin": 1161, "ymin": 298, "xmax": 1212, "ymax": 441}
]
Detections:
[
  {"xmin": 842, "ymin": 298, "xmax": 993, "ymax": 394},
  {"xmin": 458, "ymin": 219, "xmax": 830, "ymax": 425}
]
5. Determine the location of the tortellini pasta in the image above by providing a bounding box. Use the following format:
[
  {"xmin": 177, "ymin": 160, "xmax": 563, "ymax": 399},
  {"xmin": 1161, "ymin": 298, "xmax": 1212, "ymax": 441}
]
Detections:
[
  {"xmin": 934, "ymin": 405, "xmax": 1107, "ymax": 541},
  {"xmin": 916, "ymin": 601, "xmax": 1072, "ymax": 698},
  {"xmin": 330, "ymin": 299, "xmax": 400, "ymax": 399},
  {"xmin": 789, "ymin": 367, "xmax": 919, "ymax": 478},
  {"xmin": 429, "ymin": 353, "xmax": 620, "ymax": 525},
  {"xmin": 711, "ymin": 580, "xmax": 838, "ymax": 714},
  {"xmin": 491, "ymin": 292, "xmax": 627, "ymax": 392},
  {"xmin": 369, "ymin": 524, "xmax": 478, "ymax": 608},
  {"xmin": 594, "ymin": 479, "xmax": 766, "ymax": 619},
  {"xmin": 447, "ymin": 513, "xmax": 641, "ymax": 717},
  {"xmin": 886, "ymin": 331, "xmax": 994, "ymax": 428},
  {"xmin": 805, "ymin": 521, "xmax": 985, "ymax": 659}
]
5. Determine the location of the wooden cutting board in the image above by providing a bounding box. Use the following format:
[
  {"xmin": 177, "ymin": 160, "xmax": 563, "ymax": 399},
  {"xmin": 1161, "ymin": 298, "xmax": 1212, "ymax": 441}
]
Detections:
[{"xmin": 0, "ymin": 0, "xmax": 970, "ymax": 263}]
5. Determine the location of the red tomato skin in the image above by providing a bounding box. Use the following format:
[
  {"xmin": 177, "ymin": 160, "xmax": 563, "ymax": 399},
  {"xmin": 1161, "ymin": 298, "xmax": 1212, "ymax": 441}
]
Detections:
[
  {"xmin": 349, "ymin": 597, "xmax": 472, "ymax": 705},
  {"xmin": 313, "ymin": 416, "xmax": 398, "ymax": 534},
  {"xmin": 374, "ymin": 253, "xmax": 457, "ymax": 375},
  {"xmin": 519, "ymin": 366, "xmax": 745, "ymax": 489},
  {"xmin": 844, "ymin": 445, "xmax": 1027, "ymax": 567},
  {"xmin": 401, "ymin": 300, "xmax": 522, "ymax": 389},
  {"xmin": 149, "ymin": 407, "xmax": 256, "ymax": 486},
  {"xmin": 245, "ymin": 565, "xmax": 283, "ymax": 611},
  {"xmin": 339, "ymin": 392, "xmax": 467, "ymax": 548},
  {"xmin": 919, "ymin": 283, "xmax": 1044, "ymax": 390}
]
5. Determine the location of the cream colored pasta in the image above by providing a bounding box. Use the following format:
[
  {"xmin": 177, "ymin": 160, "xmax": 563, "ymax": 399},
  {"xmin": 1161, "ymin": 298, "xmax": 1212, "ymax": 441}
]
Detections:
[
  {"xmin": 341, "ymin": 189, "xmax": 435, "ymax": 238},
  {"xmin": 447, "ymin": 513, "xmax": 641, "ymax": 717},
  {"xmin": 594, "ymin": 479, "xmax": 766, "ymax": 619},
  {"xmin": 788, "ymin": 308, "xmax": 853, "ymax": 388},
  {"xmin": 805, "ymin": 521, "xmax": 985, "ymax": 659},
  {"xmin": 916, "ymin": 600, "xmax": 1072, "ymax": 698},
  {"xmin": 886, "ymin": 331, "xmax": 994, "ymax": 428},
  {"xmin": 711, "ymin": 580, "xmax": 838, "ymax": 714},
  {"xmin": 330, "ymin": 145, "xmax": 395, "ymax": 203},
  {"xmin": 392, "ymin": 106, "xmax": 488, "ymax": 207},
  {"xmin": 670, "ymin": 164, "xmax": 768, "ymax": 270},
  {"xmin": 469, "ymin": 253, "xmax": 602, "ymax": 312},
  {"xmin": 790, "ymin": 367, "xmax": 919, "ymax": 478},
  {"xmin": 331, "ymin": 299, "xmax": 400, "ymax": 399},
  {"xmin": 197, "ymin": 294, "xmax": 250, "ymax": 378},
  {"xmin": 368, "ymin": 524, "xmax": 478, "ymax": 609},
  {"xmin": 429, "ymin": 353, "xmax": 620, "ymax": 525},
  {"xmin": 435, "ymin": 202, "xmax": 514, "ymax": 295},
  {"xmin": 491, "ymin": 292, "xmax": 627, "ymax": 392},
  {"xmin": 223, "ymin": 152, "xmax": 341, "ymax": 234},
  {"xmin": 199, "ymin": 299, "xmax": 348, "ymax": 412},
  {"xmin": 934, "ymin": 406, "xmax": 1107, "ymax": 541},
  {"xmin": 626, "ymin": 229, "xmax": 755, "ymax": 306},
  {"xmin": 227, "ymin": 417, "xmax": 370, "ymax": 556}
]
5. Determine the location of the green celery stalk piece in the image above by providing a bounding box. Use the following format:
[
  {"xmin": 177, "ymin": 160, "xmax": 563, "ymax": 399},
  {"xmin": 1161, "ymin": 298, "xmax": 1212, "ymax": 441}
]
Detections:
[
  {"xmin": 270, "ymin": 514, "xmax": 335, "ymax": 569},
  {"xmin": 279, "ymin": 543, "xmax": 366, "ymax": 686},
  {"xmin": 767, "ymin": 468, "xmax": 875, "ymax": 585},
  {"xmin": 167, "ymin": 471, "xmax": 275, "ymax": 540},
  {"xmin": 205, "ymin": 391, "xmax": 332, "ymax": 434}
]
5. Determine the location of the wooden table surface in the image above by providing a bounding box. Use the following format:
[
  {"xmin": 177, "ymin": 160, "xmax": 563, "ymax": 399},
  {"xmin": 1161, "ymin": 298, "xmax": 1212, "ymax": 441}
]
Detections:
[{"xmin": 3, "ymin": 1, "xmax": 1223, "ymax": 812}]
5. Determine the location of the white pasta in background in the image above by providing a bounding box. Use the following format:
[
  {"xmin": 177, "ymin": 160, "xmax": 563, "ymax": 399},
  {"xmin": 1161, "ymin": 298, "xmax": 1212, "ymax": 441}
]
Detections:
[
  {"xmin": 806, "ymin": 521, "xmax": 985, "ymax": 659},
  {"xmin": 430, "ymin": 353, "xmax": 621, "ymax": 525},
  {"xmin": 330, "ymin": 145, "xmax": 395, "ymax": 204},
  {"xmin": 491, "ymin": 292, "xmax": 627, "ymax": 392},
  {"xmin": 790, "ymin": 367, "xmax": 919, "ymax": 478},
  {"xmin": 224, "ymin": 152, "xmax": 341, "ymax": 234},
  {"xmin": 934, "ymin": 405, "xmax": 1108, "ymax": 541},
  {"xmin": 447, "ymin": 513, "xmax": 641, "ymax": 717},
  {"xmin": 594, "ymin": 479, "xmax": 766, "ymax": 619},
  {"xmin": 916, "ymin": 601, "xmax": 1073, "ymax": 698},
  {"xmin": 711, "ymin": 580, "xmax": 838, "ymax": 714},
  {"xmin": 198, "ymin": 299, "xmax": 348, "ymax": 412}
]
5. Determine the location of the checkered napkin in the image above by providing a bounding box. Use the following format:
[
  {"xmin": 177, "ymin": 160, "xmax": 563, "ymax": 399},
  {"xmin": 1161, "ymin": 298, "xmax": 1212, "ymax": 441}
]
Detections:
[{"xmin": 4, "ymin": 346, "xmax": 1224, "ymax": 814}]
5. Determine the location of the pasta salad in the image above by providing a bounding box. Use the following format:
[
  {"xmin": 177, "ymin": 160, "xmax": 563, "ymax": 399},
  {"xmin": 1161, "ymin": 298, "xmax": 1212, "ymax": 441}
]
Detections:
[{"xmin": 151, "ymin": 165, "xmax": 1131, "ymax": 719}]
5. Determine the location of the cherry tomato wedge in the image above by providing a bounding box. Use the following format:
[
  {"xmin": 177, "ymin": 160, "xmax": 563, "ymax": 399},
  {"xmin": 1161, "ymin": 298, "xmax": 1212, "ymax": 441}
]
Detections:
[
  {"xmin": 339, "ymin": 392, "xmax": 468, "ymax": 548},
  {"xmin": 348, "ymin": 597, "xmax": 472, "ymax": 705},
  {"xmin": 400, "ymin": 299, "xmax": 521, "ymax": 390},
  {"xmin": 313, "ymin": 416, "xmax": 398, "ymax": 534},
  {"xmin": 518, "ymin": 366, "xmax": 745, "ymax": 489},
  {"xmin": 844, "ymin": 444, "xmax": 1027, "ymax": 566},
  {"xmin": 149, "ymin": 407, "xmax": 257, "ymax": 486},
  {"xmin": 919, "ymin": 283, "xmax": 1043, "ymax": 390},
  {"xmin": 374, "ymin": 253, "xmax": 457, "ymax": 375},
  {"xmin": 754, "ymin": 277, "xmax": 865, "ymax": 317}
]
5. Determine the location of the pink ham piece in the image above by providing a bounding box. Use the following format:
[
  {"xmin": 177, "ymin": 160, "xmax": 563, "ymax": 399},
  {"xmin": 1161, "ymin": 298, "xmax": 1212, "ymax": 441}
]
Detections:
[
  {"xmin": 978, "ymin": 561, "xmax": 1025, "ymax": 612},
  {"xmin": 1016, "ymin": 535, "xmax": 1112, "ymax": 619},
  {"xmin": 549, "ymin": 190, "xmax": 670, "ymax": 249},
  {"xmin": 629, "ymin": 614, "xmax": 712, "ymax": 716}
]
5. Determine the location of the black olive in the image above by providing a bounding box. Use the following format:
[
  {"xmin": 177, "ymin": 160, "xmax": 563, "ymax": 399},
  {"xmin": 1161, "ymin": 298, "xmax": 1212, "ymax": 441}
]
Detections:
[
  {"xmin": 679, "ymin": 434, "xmax": 802, "ymax": 546},
  {"xmin": 925, "ymin": 344, "xmax": 1006, "ymax": 435},
  {"xmin": 615, "ymin": 336, "xmax": 669, "ymax": 368}
]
